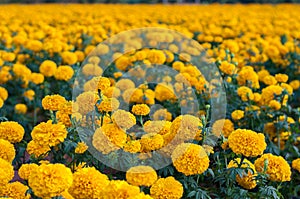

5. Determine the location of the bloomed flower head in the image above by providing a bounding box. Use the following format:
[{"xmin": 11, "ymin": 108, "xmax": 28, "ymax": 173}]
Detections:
[
  {"xmin": 0, "ymin": 158, "xmax": 14, "ymax": 186},
  {"xmin": 42, "ymin": 94, "xmax": 67, "ymax": 111},
  {"xmin": 150, "ymin": 176, "xmax": 183, "ymax": 199},
  {"xmin": 0, "ymin": 139, "xmax": 15, "ymax": 163},
  {"xmin": 112, "ymin": 109, "xmax": 136, "ymax": 130},
  {"xmin": 132, "ymin": 104, "xmax": 150, "ymax": 116},
  {"xmin": 126, "ymin": 165, "xmax": 158, "ymax": 187},
  {"xmin": 0, "ymin": 121, "xmax": 24, "ymax": 143}
]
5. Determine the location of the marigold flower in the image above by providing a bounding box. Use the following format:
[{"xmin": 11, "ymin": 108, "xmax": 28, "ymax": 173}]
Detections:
[
  {"xmin": 76, "ymin": 91, "xmax": 99, "ymax": 115},
  {"xmin": 0, "ymin": 121, "xmax": 24, "ymax": 143},
  {"xmin": 227, "ymin": 158, "xmax": 257, "ymax": 189},
  {"xmin": 172, "ymin": 143, "xmax": 209, "ymax": 176},
  {"xmin": 147, "ymin": 49, "xmax": 166, "ymax": 64},
  {"xmin": 155, "ymin": 83, "xmax": 176, "ymax": 102},
  {"xmin": 0, "ymin": 181, "xmax": 30, "ymax": 199},
  {"xmin": 61, "ymin": 51, "xmax": 78, "ymax": 65},
  {"xmin": 261, "ymin": 85, "xmax": 282, "ymax": 105},
  {"xmin": 268, "ymin": 100, "xmax": 281, "ymax": 110},
  {"xmin": 42, "ymin": 94, "xmax": 67, "ymax": 111},
  {"xmin": 237, "ymin": 86, "xmax": 254, "ymax": 101},
  {"xmin": 275, "ymin": 73, "xmax": 288, "ymax": 83},
  {"xmin": 144, "ymin": 120, "xmax": 172, "ymax": 135},
  {"xmin": 26, "ymin": 140, "xmax": 51, "ymax": 157},
  {"xmin": 56, "ymin": 111, "xmax": 72, "ymax": 127},
  {"xmin": 31, "ymin": 120, "xmax": 67, "ymax": 147},
  {"xmin": 126, "ymin": 166, "xmax": 158, "ymax": 187},
  {"xmin": 231, "ymin": 110, "xmax": 244, "ymax": 121},
  {"xmin": 0, "ymin": 139, "xmax": 15, "ymax": 163},
  {"xmin": 150, "ymin": 176, "xmax": 183, "ymax": 199},
  {"xmin": 112, "ymin": 109, "xmax": 136, "ymax": 130},
  {"xmin": 219, "ymin": 61, "xmax": 236, "ymax": 75},
  {"xmin": 69, "ymin": 167, "xmax": 109, "ymax": 199},
  {"xmin": 116, "ymin": 79, "xmax": 135, "ymax": 91},
  {"xmin": 101, "ymin": 180, "xmax": 140, "ymax": 199},
  {"xmin": 128, "ymin": 193, "xmax": 153, "ymax": 199},
  {"xmin": 132, "ymin": 104, "xmax": 150, "ymax": 116},
  {"xmin": 0, "ymin": 158, "xmax": 14, "ymax": 186},
  {"xmin": 123, "ymin": 140, "xmax": 141, "ymax": 153},
  {"xmin": 54, "ymin": 65, "xmax": 74, "ymax": 81},
  {"xmin": 289, "ymin": 80, "xmax": 300, "ymax": 90},
  {"xmin": 292, "ymin": 158, "xmax": 300, "ymax": 173},
  {"xmin": 97, "ymin": 97, "xmax": 120, "ymax": 112},
  {"xmin": 0, "ymin": 98, "xmax": 3, "ymax": 108},
  {"xmin": 0, "ymin": 86, "xmax": 8, "ymax": 101},
  {"xmin": 228, "ymin": 129, "xmax": 266, "ymax": 157},
  {"xmin": 28, "ymin": 163, "xmax": 73, "ymax": 198},
  {"xmin": 23, "ymin": 89, "xmax": 35, "ymax": 101},
  {"xmin": 39, "ymin": 60, "xmax": 57, "ymax": 77},
  {"xmin": 237, "ymin": 66, "xmax": 260, "ymax": 89},
  {"xmin": 212, "ymin": 119, "xmax": 234, "ymax": 137},
  {"xmin": 140, "ymin": 133, "xmax": 164, "ymax": 152},
  {"xmin": 82, "ymin": 63, "xmax": 103, "ymax": 76},
  {"xmin": 30, "ymin": 72, "xmax": 44, "ymax": 84},
  {"xmin": 263, "ymin": 75, "xmax": 277, "ymax": 85},
  {"xmin": 18, "ymin": 163, "xmax": 39, "ymax": 180},
  {"xmin": 152, "ymin": 109, "xmax": 172, "ymax": 121},
  {"xmin": 254, "ymin": 153, "xmax": 291, "ymax": 182},
  {"xmin": 75, "ymin": 142, "xmax": 88, "ymax": 154},
  {"xmin": 14, "ymin": 103, "xmax": 27, "ymax": 114}
]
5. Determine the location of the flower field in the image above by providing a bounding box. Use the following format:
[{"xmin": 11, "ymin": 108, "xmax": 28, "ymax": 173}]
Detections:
[{"xmin": 0, "ymin": 3, "xmax": 300, "ymax": 199}]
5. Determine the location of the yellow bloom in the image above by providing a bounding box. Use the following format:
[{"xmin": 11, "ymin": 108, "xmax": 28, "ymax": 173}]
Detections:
[
  {"xmin": 0, "ymin": 121, "xmax": 24, "ymax": 143},
  {"xmin": 147, "ymin": 49, "xmax": 166, "ymax": 64},
  {"xmin": 75, "ymin": 142, "xmax": 88, "ymax": 154},
  {"xmin": 61, "ymin": 51, "xmax": 78, "ymax": 65},
  {"xmin": 69, "ymin": 167, "xmax": 109, "ymax": 199},
  {"xmin": 26, "ymin": 140, "xmax": 51, "ymax": 157},
  {"xmin": 30, "ymin": 72, "xmax": 44, "ymax": 84},
  {"xmin": 263, "ymin": 75, "xmax": 277, "ymax": 85},
  {"xmin": 268, "ymin": 100, "xmax": 281, "ymax": 110},
  {"xmin": 150, "ymin": 176, "xmax": 183, "ymax": 199},
  {"xmin": 152, "ymin": 109, "xmax": 172, "ymax": 121},
  {"xmin": 254, "ymin": 153, "xmax": 291, "ymax": 182},
  {"xmin": 231, "ymin": 110, "xmax": 244, "ymax": 121},
  {"xmin": 0, "ymin": 158, "xmax": 14, "ymax": 186},
  {"xmin": 261, "ymin": 85, "xmax": 283, "ymax": 105},
  {"xmin": 115, "ymin": 79, "xmax": 135, "ymax": 91},
  {"xmin": 228, "ymin": 129, "xmax": 266, "ymax": 157},
  {"xmin": 212, "ymin": 119, "xmax": 234, "ymax": 138},
  {"xmin": 28, "ymin": 163, "xmax": 73, "ymax": 198},
  {"xmin": 144, "ymin": 120, "xmax": 172, "ymax": 135},
  {"xmin": 112, "ymin": 109, "xmax": 136, "ymax": 130},
  {"xmin": 289, "ymin": 80, "xmax": 300, "ymax": 90},
  {"xmin": 14, "ymin": 103, "xmax": 27, "ymax": 114},
  {"xmin": 0, "ymin": 139, "xmax": 15, "ymax": 163},
  {"xmin": 0, "ymin": 86, "xmax": 8, "ymax": 101},
  {"xmin": 172, "ymin": 143, "xmax": 209, "ymax": 176},
  {"xmin": 275, "ymin": 73, "xmax": 288, "ymax": 83},
  {"xmin": 18, "ymin": 163, "xmax": 39, "ymax": 180},
  {"xmin": 292, "ymin": 158, "xmax": 300, "ymax": 173},
  {"xmin": 54, "ymin": 65, "xmax": 74, "ymax": 81},
  {"xmin": 140, "ymin": 133, "xmax": 164, "ymax": 152},
  {"xmin": 31, "ymin": 120, "xmax": 67, "ymax": 147},
  {"xmin": 123, "ymin": 140, "xmax": 141, "ymax": 153},
  {"xmin": 39, "ymin": 60, "xmax": 57, "ymax": 77},
  {"xmin": 76, "ymin": 91, "xmax": 99, "ymax": 115},
  {"xmin": 23, "ymin": 89, "xmax": 35, "ymax": 101},
  {"xmin": 227, "ymin": 158, "xmax": 257, "ymax": 189},
  {"xmin": 42, "ymin": 94, "xmax": 67, "ymax": 111},
  {"xmin": 0, "ymin": 98, "xmax": 3, "ymax": 108},
  {"xmin": 56, "ymin": 111, "xmax": 72, "ymax": 127},
  {"xmin": 237, "ymin": 86, "xmax": 254, "ymax": 101},
  {"xmin": 101, "ymin": 180, "xmax": 140, "ymax": 199},
  {"xmin": 219, "ymin": 61, "xmax": 236, "ymax": 75},
  {"xmin": 132, "ymin": 104, "xmax": 150, "ymax": 116},
  {"xmin": 0, "ymin": 181, "xmax": 30, "ymax": 199},
  {"xmin": 126, "ymin": 166, "xmax": 158, "ymax": 187},
  {"xmin": 97, "ymin": 97, "xmax": 120, "ymax": 112}
]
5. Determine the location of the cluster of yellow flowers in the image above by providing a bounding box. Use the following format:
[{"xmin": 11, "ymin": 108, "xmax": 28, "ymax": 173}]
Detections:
[{"xmin": 0, "ymin": 3, "xmax": 299, "ymax": 198}]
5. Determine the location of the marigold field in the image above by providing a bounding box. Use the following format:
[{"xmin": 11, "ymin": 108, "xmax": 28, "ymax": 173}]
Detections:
[{"xmin": 0, "ymin": 3, "xmax": 300, "ymax": 199}]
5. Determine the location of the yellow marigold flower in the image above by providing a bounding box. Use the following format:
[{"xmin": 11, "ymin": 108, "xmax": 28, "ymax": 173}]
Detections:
[
  {"xmin": 97, "ymin": 97, "xmax": 120, "ymax": 112},
  {"xmin": 231, "ymin": 110, "xmax": 244, "ymax": 121},
  {"xmin": 58, "ymin": 100, "xmax": 77, "ymax": 115},
  {"xmin": 26, "ymin": 40, "xmax": 43, "ymax": 52},
  {"xmin": 123, "ymin": 140, "xmax": 141, "ymax": 153},
  {"xmin": 289, "ymin": 80, "xmax": 300, "ymax": 90},
  {"xmin": 212, "ymin": 119, "xmax": 234, "ymax": 138},
  {"xmin": 253, "ymin": 92, "xmax": 261, "ymax": 102},
  {"xmin": 263, "ymin": 75, "xmax": 277, "ymax": 85},
  {"xmin": 172, "ymin": 61, "xmax": 184, "ymax": 71},
  {"xmin": 0, "ymin": 158, "xmax": 14, "ymax": 186},
  {"xmin": 254, "ymin": 153, "xmax": 291, "ymax": 182},
  {"xmin": 144, "ymin": 120, "xmax": 172, "ymax": 135},
  {"xmin": 128, "ymin": 192, "xmax": 153, "ymax": 199},
  {"xmin": 228, "ymin": 129, "xmax": 266, "ymax": 157},
  {"xmin": 132, "ymin": 104, "xmax": 150, "ymax": 116},
  {"xmin": 237, "ymin": 66, "xmax": 260, "ymax": 89},
  {"xmin": 82, "ymin": 63, "xmax": 103, "ymax": 76},
  {"xmin": 69, "ymin": 167, "xmax": 109, "ymax": 199},
  {"xmin": 30, "ymin": 72, "xmax": 44, "ymax": 84},
  {"xmin": 101, "ymin": 180, "xmax": 140, "ymax": 199},
  {"xmin": 26, "ymin": 140, "xmax": 50, "ymax": 157},
  {"xmin": 0, "ymin": 121, "xmax": 24, "ymax": 143},
  {"xmin": 92, "ymin": 125, "xmax": 122, "ymax": 154},
  {"xmin": 257, "ymin": 69, "xmax": 270, "ymax": 82},
  {"xmin": 140, "ymin": 133, "xmax": 164, "ymax": 152},
  {"xmin": 152, "ymin": 109, "xmax": 172, "ymax": 121},
  {"xmin": 0, "ymin": 139, "xmax": 15, "ymax": 163},
  {"xmin": 268, "ymin": 100, "xmax": 281, "ymax": 110},
  {"xmin": 281, "ymin": 83, "xmax": 293, "ymax": 95},
  {"xmin": 61, "ymin": 51, "xmax": 78, "ymax": 65},
  {"xmin": 42, "ymin": 94, "xmax": 67, "ymax": 111},
  {"xmin": 237, "ymin": 86, "xmax": 254, "ymax": 101},
  {"xmin": 31, "ymin": 120, "xmax": 67, "ymax": 147},
  {"xmin": 227, "ymin": 158, "xmax": 257, "ymax": 189},
  {"xmin": 103, "ymin": 86, "xmax": 121, "ymax": 98},
  {"xmin": 147, "ymin": 49, "xmax": 166, "ymax": 64},
  {"xmin": 75, "ymin": 142, "xmax": 88, "ymax": 154},
  {"xmin": 54, "ymin": 65, "xmax": 74, "ymax": 81},
  {"xmin": 155, "ymin": 83, "xmax": 176, "ymax": 102},
  {"xmin": 75, "ymin": 50, "xmax": 85, "ymax": 62},
  {"xmin": 56, "ymin": 111, "xmax": 71, "ymax": 127},
  {"xmin": 28, "ymin": 163, "xmax": 73, "ymax": 198},
  {"xmin": 275, "ymin": 73, "xmax": 288, "ymax": 83},
  {"xmin": 23, "ymin": 89, "xmax": 35, "ymax": 101},
  {"xmin": 96, "ymin": 77, "xmax": 111, "ymax": 91},
  {"xmin": 0, "ymin": 98, "xmax": 3, "ymax": 108},
  {"xmin": 1, "ymin": 52, "xmax": 15, "ymax": 62},
  {"xmin": 219, "ymin": 61, "xmax": 236, "ymax": 75},
  {"xmin": 221, "ymin": 141, "xmax": 229, "ymax": 150},
  {"xmin": 150, "ymin": 176, "xmax": 183, "ymax": 199},
  {"xmin": 0, "ymin": 86, "xmax": 8, "ymax": 101},
  {"xmin": 126, "ymin": 165, "xmax": 158, "ymax": 187},
  {"xmin": 261, "ymin": 85, "xmax": 283, "ymax": 105},
  {"xmin": 14, "ymin": 103, "xmax": 27, "ymax": 114},
  {"xmin": 18, "ymin": 163, "xmax": 39, "ymax": 180},
  {"xmin": 292, "ymin": 158, "xmax": 300, "ymax": 173},
  {"xmin": 112, "ymin": 110, "xmax": 136, "ymax": 130},
  {"xmin": 0, "ymin": 66, "xmax": 11, "ymax": 84},
  {"xmin": 172, "ymin": 143, "xmax": 209, "ymax": 176},
  {"xmin": 39, "ymin": 60, "xmax": 57, "ymax": 77},
  {"xmin": 170, "ymin": 115, "xmax": 202, "ymax": 141},
  {"xmin": 116, "ymin": 79, "xmax": 135, "ymax": 91},
  {"xmin": 0, "ymin": 181, "xmax": 30, "ymax": 199},
  {"xmin": 76, "ymin": 91, "xmax": 99, "ymax": 115}
]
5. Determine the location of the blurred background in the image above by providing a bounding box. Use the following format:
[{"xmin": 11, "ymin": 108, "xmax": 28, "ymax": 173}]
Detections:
[{"xmin": 0, "ymin": 0, "xmax": 299, "ymax": 4}]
